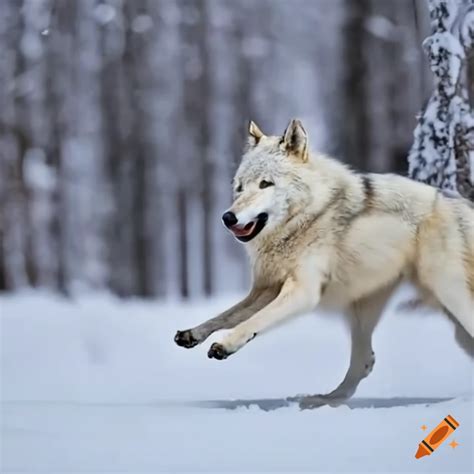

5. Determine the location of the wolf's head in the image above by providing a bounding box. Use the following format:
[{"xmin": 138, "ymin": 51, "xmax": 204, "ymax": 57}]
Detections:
[{"xmin": 222, "ymin": 119, "xmax": 312, "ymax": 243}]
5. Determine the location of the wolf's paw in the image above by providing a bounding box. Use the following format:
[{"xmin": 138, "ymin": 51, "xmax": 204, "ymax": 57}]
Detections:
[
  {"xmin": 299, "ymin": 396, "xmax": 326, "ymax": 410},
  {"xmin": 299, "ymin": 394, "xmax": 348, "ymax": 410},
  {"xmin": 174, "ymin": 330, "xmax": 199, "ymax": 348},
  {"xmin": 207, "ymin": 342, "xmax": 231, "ymax": 360}
]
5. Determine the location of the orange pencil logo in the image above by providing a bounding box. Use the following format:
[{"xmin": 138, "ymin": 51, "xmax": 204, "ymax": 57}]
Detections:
[{"xmin": 415, "ymin": 414, "xmax": 459, "ymax": 459}]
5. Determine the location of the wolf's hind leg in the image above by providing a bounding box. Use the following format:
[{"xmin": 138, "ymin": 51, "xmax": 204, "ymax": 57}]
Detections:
[
  {"xmin": 454, "ymin": 321, "xmax": 474, "ymax": 357},
  {"xmin": 301, "ymin": 284, "xmax": 394, "ymax": 409},
  {"xmin": 174, "ymin": 286, "xmax": 279, "ymax": 348},
  {"xmin": 449, "ymin": 313, "xmax": 474, "ymax": 357},
  {"xmin": 435, "ymin": 288, "xmax": 474, "ymax": 338},
  {"xmin": 442, "ymin": 305, "xmax": 474, "ymax": 357}
]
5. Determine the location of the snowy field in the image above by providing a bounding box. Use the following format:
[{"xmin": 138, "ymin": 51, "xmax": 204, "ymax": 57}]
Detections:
[{"xmin": 1, "ymin": 289, "xmax": 473, "ymax": 473}]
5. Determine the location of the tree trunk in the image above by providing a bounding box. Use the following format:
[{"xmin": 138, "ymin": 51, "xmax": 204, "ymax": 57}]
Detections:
[
  {"xmin": 198, "ymin": 0, "xmax": 213, "ymax": 297},
  {"xmin": 341, "ymin": 0, "xmax": 371, "ymax": 171},
  {"xmin": 177, "ymin": 188, "xmax": 189, "ymax": 299}
]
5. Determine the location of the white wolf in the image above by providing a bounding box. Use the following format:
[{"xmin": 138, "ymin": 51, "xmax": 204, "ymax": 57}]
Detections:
[{"xmin": 175, "ymin": 119, "xmax": 474, "ymax": 407}]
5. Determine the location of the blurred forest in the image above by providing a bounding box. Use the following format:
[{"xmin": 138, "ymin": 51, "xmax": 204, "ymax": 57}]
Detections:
[{"xmin": 0, "ymin": 0, "xmax": 434, "ymax": 298}]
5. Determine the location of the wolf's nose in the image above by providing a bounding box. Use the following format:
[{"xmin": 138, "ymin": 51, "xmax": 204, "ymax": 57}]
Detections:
[{"xmin": 222, "ymin": 211, "xmax": 238, "ymax": 228}]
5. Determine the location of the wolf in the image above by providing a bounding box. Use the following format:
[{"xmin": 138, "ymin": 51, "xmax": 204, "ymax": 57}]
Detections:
[{"xmin": 175, "ymin": 119, "xmax": 474, "ymax": 407}]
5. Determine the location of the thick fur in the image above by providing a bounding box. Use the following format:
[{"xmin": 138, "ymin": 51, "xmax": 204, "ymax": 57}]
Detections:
[{"xmin": 175, "ymin": 119, "xmax": 474, "ymax": 406}]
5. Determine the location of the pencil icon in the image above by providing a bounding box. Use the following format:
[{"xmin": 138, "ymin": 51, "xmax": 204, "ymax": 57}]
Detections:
[{"xmin": 415, "ymin": 415, "xmax": 459, "ymax": 459}]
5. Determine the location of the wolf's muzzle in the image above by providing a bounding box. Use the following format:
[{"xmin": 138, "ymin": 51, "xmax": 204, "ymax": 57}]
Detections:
[{"xmin": 229, "ymin": 212, "xmax": 268, "ymax": 242}]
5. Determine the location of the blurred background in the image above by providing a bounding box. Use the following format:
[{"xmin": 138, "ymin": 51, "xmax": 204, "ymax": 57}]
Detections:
[{"xmin": 0, "ymin": 0, "xmax": 433, "ymax": 299}]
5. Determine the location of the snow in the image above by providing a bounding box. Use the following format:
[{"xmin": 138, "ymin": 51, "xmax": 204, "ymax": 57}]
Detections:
[
  {"xmin": 408, "ymin": 0, "xmax": 474, "ymax": 195},
  {"xmin": 23, "ymin": 148, "xmax": 55, "ymax": 192},
  {"xmin": 131, "ymin": 15, "xmax": 154, "ymax": 34},
  {"xmin": 93, "ymin": 4, "xmax": 116, "ymax": 25},
  {"xmin": 365, "ymin": 16, "xmax": 397, "ymax": 41},
  {"xmin": 1, "ymin": 290, "xmax": 473, "ymax": 472}
]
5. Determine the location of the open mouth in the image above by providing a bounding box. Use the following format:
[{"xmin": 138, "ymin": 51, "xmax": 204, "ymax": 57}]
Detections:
[{"xmin": 230, "ymin": 213, "xmax": 268, "ymax": 242}]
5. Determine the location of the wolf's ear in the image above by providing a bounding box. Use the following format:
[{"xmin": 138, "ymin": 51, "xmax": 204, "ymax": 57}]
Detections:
[
  {"xmin": 247, "ymin": 120, "xmax": 265, "ymax": 147},
  {"xmin": 281, "ymin": 119, "xmax": 308, "ymax": 162}
]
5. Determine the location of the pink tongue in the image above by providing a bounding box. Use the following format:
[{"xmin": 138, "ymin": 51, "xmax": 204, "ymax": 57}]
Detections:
[
  {"xmin": 244, "ymin": 222, "xmax": 254, "ymax": 230},
  {"xmin": 232, "ymin": 221, "xmax": 256, "ymax": 237}
]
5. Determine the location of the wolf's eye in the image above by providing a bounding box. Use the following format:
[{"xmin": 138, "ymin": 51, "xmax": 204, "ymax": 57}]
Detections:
[
  {"xmin": 259, "ymin": 180, "xmax": 274, "ymax": 189},
  {"xmin": 236, "ymin": 183, "xmax": 243, "ymax": 193}
]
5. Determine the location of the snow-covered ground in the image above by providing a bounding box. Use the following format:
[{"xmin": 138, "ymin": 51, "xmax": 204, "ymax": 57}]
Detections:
[{"xmin": 1, "ymin": 289, "xmax": 473, "ymax": 473}]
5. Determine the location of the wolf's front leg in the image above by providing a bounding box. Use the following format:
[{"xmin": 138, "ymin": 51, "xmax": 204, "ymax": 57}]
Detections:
[
  {"xmin": 174, "ymin": 286, "xmax": 279, "ymax": 348},
  {"xmin": 208, "ymin": 275, "xmax": 321, "ymax": 360}
]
